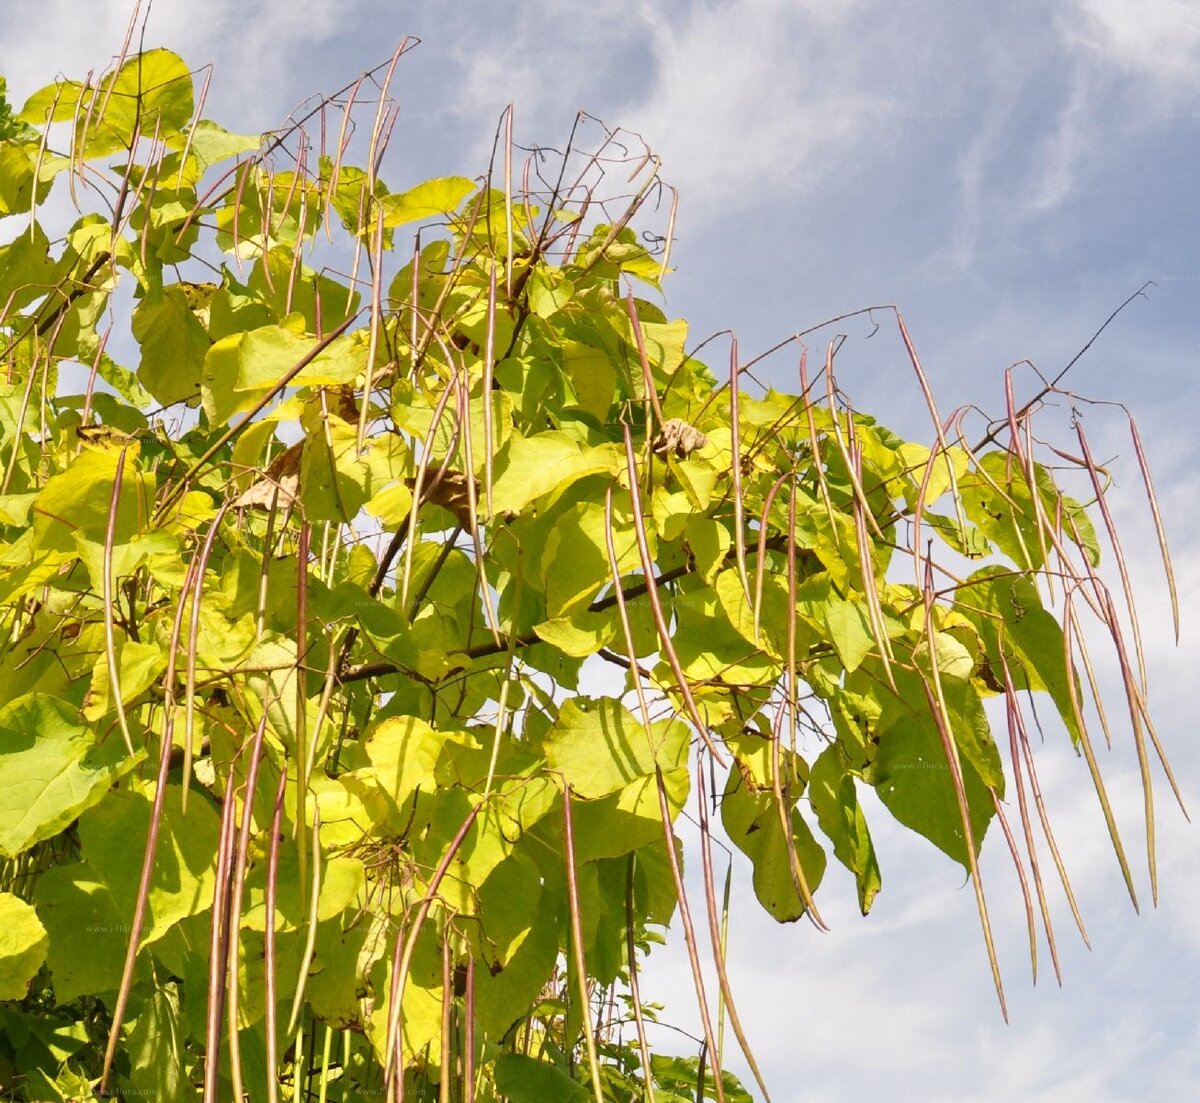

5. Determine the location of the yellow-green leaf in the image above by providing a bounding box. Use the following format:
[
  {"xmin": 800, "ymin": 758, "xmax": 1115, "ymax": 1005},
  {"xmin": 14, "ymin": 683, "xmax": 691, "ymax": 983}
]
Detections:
[
  {"xmin": 379, "ymin": 176, "xmax": 476, "ymax": 228},
  {"xmin": 0, "ymin": 892, "xmax": 48, "ymax": 1001}
]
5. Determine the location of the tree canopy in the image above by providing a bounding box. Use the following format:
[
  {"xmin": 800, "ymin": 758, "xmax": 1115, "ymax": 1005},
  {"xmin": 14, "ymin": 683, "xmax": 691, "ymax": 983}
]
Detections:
[{"xmin": 0, "ymin": 39, "xmax": 1183, "ymax": 1103}]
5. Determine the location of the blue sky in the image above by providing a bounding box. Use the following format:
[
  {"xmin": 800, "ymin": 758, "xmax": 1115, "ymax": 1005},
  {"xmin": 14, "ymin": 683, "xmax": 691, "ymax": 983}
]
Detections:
[{"xmin": 4, "ymin": 2, "xmax": 1197, "ymax": 1099}]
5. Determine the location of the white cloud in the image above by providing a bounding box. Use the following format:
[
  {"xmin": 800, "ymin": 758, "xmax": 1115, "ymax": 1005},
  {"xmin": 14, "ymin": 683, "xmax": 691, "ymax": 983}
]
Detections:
[
  {"xmin": 4, "ymin": 5, "xmax": 1197, "ymax": 1099},
  {"xmin": 624, "ymin": 0, "xmax": 889, "ymax": 211},
  {"xmin": 3, "ymin": 0, "xmax": 368, "ymax": 129},
  {"xmin": 1067, "ymin": 0, "xmax": 1200, "ymax": 88}
]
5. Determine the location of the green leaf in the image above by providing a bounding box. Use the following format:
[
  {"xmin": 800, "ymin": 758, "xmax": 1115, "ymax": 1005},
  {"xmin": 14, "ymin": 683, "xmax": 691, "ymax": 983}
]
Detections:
[
  {"xmin": 490, "ymin": 431, "xmax": 623, "ymax": 516},
  {"xmin": 367, "ymin": 939, "xmax": 445, "ymax": 1066},
  {"xmin": 808, "ymin": 746, "xmax": 881, "ymax": 914},
  {"xmin": 822, "ymin": 597, "xmax": 876, "ymax": 673},
  {"xmin": 960, "ymin": 452, "xmax": 1045, "ymax": 570},
  {"xmin": 650, "ymin": 1054, "xmax": 754, "ymax": 1103},
  {"xmin": 123, "ymin": 981, "xmax": 194, "ymax": 1103},
  {"xmin": 304, "ymin": 920, "xmax": 371, "ymax": 1028},
  {"xmin": 0, "ymin": 141, "xmax": 54, "ymax": 216},
  {"xmin": 543, "ymin": 698, "xmax": 688, "ymax": 800},
  {"xmin": 714, "ymin": 566, "xmax": 809, "ymax": 661},
  {"xmin": 31, "ymin": 445, "xmax": 155, "ymax": 554},
  {"xmin": 569, "ymin": 768, "xmax": 690, "ymax": 864},
  {"xmin": 240, "ymin": 851, "xmax": 364, "ymax": 932},
  {"xmin": 925, "ymin": 512, "xmax": 991, "ymax": 559},
  {"xmin": 957, "ymin": 567, "xmax": 1082, "ymax": 744},
  {"xmin": 79, "ymin": 784, "xmax": 221, "ymax": 946},
  {"xmin": 674, "ymin": 455, "xmax": 719, "ymax": 510},
  {"xmin": 83, "ymin": 638, "xmax": 168, "ymax": 720},
  {"xmin": 379, "ymin": 176, "xmax": 476, "ymax": 228},
  {"xmin": 533, "ymin": 610, "xmax": 615, "ymax": 658},
  {"xmin": 0, "ymin": 892, "xmax": 48, "ymax": 1001},
  {"xmin": 132, "ymin": 284, "xmax": 211, "ymax": 406},
  {"xmin": 0, "ymin": 694, "xmax": 140, "ymax": 858},
  {"xmin": 236, "ymin": 321, "xmax": 367, "ymax": 393},
  {"xmin": 345, "ymin": 714, "xmax": 450, "ymax": 819},
  {"xmin": 473, "ymin": 855, "xmax": 561, "ymax": 1036},
  {"xmin": 0, "ymin": 223, "xmax": 60, "ymax": 311},
  {"xmin": 528, "ymin": 265, "xmax": 574, "ymax": 319},
  {"xmin": 869, "ymin": 669, "xmax": 999, "ymax": 867},
  {"xmin": 721, "ymin": 768, "xmax": 826, "ymax": 923},
  {"xmin": 561, "ymin": 339, "xmax": 616, "ymax": 420},
  {"xmin": 493, "ymin": 1053, "xmax": 588, "ymax": 1103},
  {"xmin": 73, "ymin": 49, "xmax": 195, "ymax": 156},
  {"xmin": 33, "ymin": 862, "xmax": 138, "ymax": 1002},
  {"xmin": 542, "ymin": 500, "xmax": 643, "ymax": 618},
  {"xmin": 299, "ymin": 420, "xmax": 372, "ymax": 523},
  {"xmin": 671, "ymin": 583, "xmax": 781, "ymax": 687},
  {"xmin": 684, "ymin": 515, "xmax": 731, "ymax": 584},
  {"xmin": 185, "ymin": 118, "xmax": 260, "ymax": 167}
]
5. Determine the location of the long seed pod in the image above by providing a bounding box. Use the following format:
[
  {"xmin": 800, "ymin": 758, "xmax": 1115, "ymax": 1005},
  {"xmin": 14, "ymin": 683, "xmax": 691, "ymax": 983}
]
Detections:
[
  {"xmin": 464, "ymin": 954, "xmax": 476, "ymax": 1103},
  {"xmin": 203, "ymin": 771, "xmax": 241, "ymax": 1103},
  {"xmin": 653, "ymin": 767, "xmax": 726, "ymax": 1103},
  {"xmin": 99, "ymin": 556, "xmax": 200, "ymax": 1094},
  {"xmin": 1128, "ymin": 414, "xmax": 1179, "ymax": 641},
  {"xmin": 356, "ymin": 209, "xmax": 387, "ymax": 453},
  {"xmin": 1003, "ymin": 369, "xmax": 1052, "ymax": 600},
  {"xmin": 384, "ymin": 804, "xmax": 481, "ymax": 1085},
  {"xmin": 1075, "ymin": 419, "xmax": 1147, "ymax": 697},
  {"xmin": 822, "ymin": 343, "xmax": 884, "ymax": 541},
  {"xmin": 752, "ymin": 472, "xmax": 790, "ymax": 646},
  {"xmin": 603, "ymin": 485, "xmax": 655, "ymax": 731},
  {"xmin": 1000, "ymin": 662, "xmax": 1062, "ymax": 983},
  {"xmin": 103, "ymin": 447, "xmax": 135, "ymax": 755},
  {"xmin": 783, "ymin": 480, "xmax": 830, "ymax": 908},
  {"xmin": 921, "ymin": 557, "xmax": 1007, "ymax": 1020},
  {"xmin": 1000, "ymin": 652, "xmax": 1092, "ymax": 948},
  {"xmin": 848, "ymin": 436, "xmax": 896, "ymax": 690},
  {"xmin": 398, "ymin": 367, "xmax": 461, "ymax": 608},
  {"xmin": 621, "ymin": 425, "xmax": 726, "ymax": 766},
  {"xmin": 317, "ymin": 1024, "xmax": 336, "ymax": 1103},
  {"xmin": 26, "ymin": 80, "xmax": 63, "ymax": 235},
  {"xmin": 1064, "ymin": 583, "xmax": 1115, "ymax": 751},
  {"xmin": 624, "ymin": 855, "xmax": 656, "ymax": 1103},
  {"xmin": 562, "ymin": 788, "xmax": 605, "ymax": 1103},
  {"xmin": 626, "ymin": 287, "xmax": 666, "ymax": 432},
  {"xmin": 482, "ymin": 263, "xmax": 498, "ymax": 519},
  {"xmin": 184, "ymin": 502, "xmax": 231, "ymax": 813},
  {"xmin": 226, "ymin": 705, "xmax": 273, "ymax": 1101},
  {"xmin": 798, "ymin": 349, "xmax": 841, "ymax": 541},
  {"xmin": 256, "ymin": 483, "xmax": 283, "ymax": 640},
  {"xmin": 173, "ymin": 61, "xmax": 212, "ymax": 190},
  {"xmin": 264, "ymin": 763, "xmax": 289, "ymax": 1103},
  {"xmin": 766, "ymin": 698, "xmax": 826, "ymax": 930},
  {"xmin": 286, "ymin": 806, "xmax": 324, "ymax": 1035},
  {"xmin": 694, "ymin": 751, "xmax": 773, "ymax": 1101},
  {"xmin": 725, "ymin": 335, "xmax": 754, "ymax": 603},
  {"xmin": 1096, "ymin": 585, "xmax": 1157, "ymax": 905},
  {"xmin": 449, "ymin": 345, "xmax": 502, "ymax": 646},
  {"xmin": 440, "ymin": 929, "xmax": 454, "ymax": 1103},
  {"xmin": 295, "ymin": 520, "xmax": 311, "ymax": 898},
  {"xmin": 323, "ymin": 74, "xmax": 363, "ymax": 242},
  {"xmin": 894, "ymin": 309, "xmax": 967, "ymax": 532},
  {"xmin": 503, "ymin": 104, "xmax": 514, "ymax": 296},
  {"xmin": 991, "ymin": 789, "xmax": 1038, "ymax": 983},
  {"xmin": 1059, "ymin": 583, "xmax": 1140, "ymax": 911},
  {"xmin": 2, "ymin": 320, "xmax": 56, "ymax": 494}
]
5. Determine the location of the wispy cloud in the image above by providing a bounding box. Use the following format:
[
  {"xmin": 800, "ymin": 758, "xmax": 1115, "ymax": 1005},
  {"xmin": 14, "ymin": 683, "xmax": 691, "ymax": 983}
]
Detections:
[
  {"xmin": 3, "ymin": 0, "xmax": 370, "ymax": 127},
  {"xmin": 1067, "ymin": 0, "xmax": 1200, "ymax": 89},
  {"xmin": 623, "ymin": 0, "xmax": 889, "ymax": 212}
]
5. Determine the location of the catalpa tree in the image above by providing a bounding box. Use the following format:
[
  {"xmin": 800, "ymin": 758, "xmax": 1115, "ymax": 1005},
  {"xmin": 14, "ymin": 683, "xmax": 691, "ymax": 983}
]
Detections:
[{"xmin": 0, "ymin": 35, "xmax": 1184, "ymax": 1103}]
